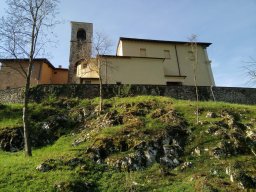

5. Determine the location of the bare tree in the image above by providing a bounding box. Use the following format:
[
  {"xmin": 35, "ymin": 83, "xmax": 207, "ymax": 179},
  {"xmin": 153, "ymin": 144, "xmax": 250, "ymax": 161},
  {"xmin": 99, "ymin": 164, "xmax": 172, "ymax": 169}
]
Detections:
[
  {"xmin": 0, "ymin": 0, "xmax": 59, "ymax": 156},
  {"xmin": 0, "ymin": 61, "xmax": 27, "ymax": 79},
  {"xmin": 244, "ymin": 57, "xmax": 256, "ymax": 86},
  {"xmin": 188, "ymin": 34, "xmax": 199, "ymax": 124},
  {"xmin": 78, "ymin": 32, "xmax": 112, "ymax": 113}
]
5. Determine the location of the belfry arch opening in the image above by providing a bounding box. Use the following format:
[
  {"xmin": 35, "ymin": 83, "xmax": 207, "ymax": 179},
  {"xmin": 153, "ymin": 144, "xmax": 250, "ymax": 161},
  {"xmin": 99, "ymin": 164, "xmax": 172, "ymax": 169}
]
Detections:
[{"xmin": 77, "ymin": 29, "xmax": 86, "ymax": 41}]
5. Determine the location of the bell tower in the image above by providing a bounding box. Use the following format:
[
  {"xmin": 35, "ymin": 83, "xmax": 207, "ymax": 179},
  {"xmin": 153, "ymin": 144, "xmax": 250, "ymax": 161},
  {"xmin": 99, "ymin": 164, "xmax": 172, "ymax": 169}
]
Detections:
[{"xmin": 68, "ymin": 21, "xmax": 93, "ymax": 83}]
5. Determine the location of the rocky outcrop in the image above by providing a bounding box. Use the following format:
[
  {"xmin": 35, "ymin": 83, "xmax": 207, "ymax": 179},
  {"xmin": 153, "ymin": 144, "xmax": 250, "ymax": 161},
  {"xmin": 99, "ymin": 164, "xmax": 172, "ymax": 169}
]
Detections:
[
  {"xmin": 70, "ymin": 99, "xmax": 191, "ymax": 172},
  {"xmin": 226, "ymin": 162, "xmax": 256, "ymax": 190},
  {"xmin": 0, "ymin": 127, "xmax": 23, "ymax": 152},
  {"xmin": 0, "ymin": 98, "xmax": 85, "ymax": 152},
  {"xmin": 2, "ymin": 96, "xmax": 256, "ymax": 191},
  {"xmin": 36, "ymin": 157, "xmax": 96, "ymax": 191},
  {"xmin": 84, "ymin": 103, "xmax": 189, "ymax": 171},
  {"xmin": 54, "ymin": 181, "xmax": 95, "ymax": 192},
  {"xmin": 103, "ymin": 126, "xmax": 188, "ymax": 171},
  {"xmin": 36, "ymin": 158, "xmax": 85, "ymax": 172},
  {"xmin": 204, "ymin": 111, "xmax": 256, "ymax": 158}
]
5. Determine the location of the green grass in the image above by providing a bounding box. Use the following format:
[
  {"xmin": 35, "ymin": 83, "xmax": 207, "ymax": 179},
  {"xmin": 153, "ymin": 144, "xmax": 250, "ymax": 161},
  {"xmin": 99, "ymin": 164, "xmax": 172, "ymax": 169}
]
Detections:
[
  {"xmin": 174, "ymin": 99, "xmax": 256, "ymax": 124},
  {"xmin": 0, "ymin": 104, "xmax": 23, "ymax": 129},
  {"xmin": 0, "ymin": 96, "xmax": 255, "ymax": 191},
  {"xmin": 0, "ymin": 135, "xmax": 77, "ymax": 191}
]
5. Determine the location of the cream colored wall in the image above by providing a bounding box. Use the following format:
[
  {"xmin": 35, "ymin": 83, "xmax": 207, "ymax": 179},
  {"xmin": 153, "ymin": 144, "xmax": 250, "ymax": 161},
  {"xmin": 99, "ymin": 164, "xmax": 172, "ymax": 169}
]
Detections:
[
  {"xmin": 76, "ymin": 40, "xmax": 215, "ymax": 86},
  {"xmin": 175, "ymin": 44, "xmax": 214, "ymax": 86},
  {"xmin": 119, "ymin": 40, "xmax": 215, "ymax": 86},
  {"xmin": 120, "ymin": 40, "xmax": 174, "ymax": 58},
  {"xmin": 162, "ymin": 57, "xmax": 180, "ymax": 77},
  {"xmin": 101, "ymin": 57, "xmax": 166, "ymax": 85},
  {"xmin": 117, "ymin": 41, "xmax": 123, "ymax": 56},
  {"xmin": 76, "ymin": 53, "xmax": 214, "ymax": 86},
  {"xmin": 77, "ymin": 62, "xmax": 99, "ymax": 79},
  {"xmin": 100, "ymin": 52, "xmax": 214, "ymax": 86},
  {"xmin": 79, "ymin": 78, "xmax": 99, "ymax": 84},
  {"xmin": 203, "ymin": 48, "xmax": 215, "ymax": 85}
]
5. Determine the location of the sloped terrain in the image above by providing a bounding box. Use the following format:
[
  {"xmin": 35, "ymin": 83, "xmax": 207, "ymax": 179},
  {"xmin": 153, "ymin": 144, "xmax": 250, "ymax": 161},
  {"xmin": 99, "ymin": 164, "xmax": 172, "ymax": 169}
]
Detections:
[{"xmin": 0, "ymin": 96, "xmax": 256, "ymax": 191}]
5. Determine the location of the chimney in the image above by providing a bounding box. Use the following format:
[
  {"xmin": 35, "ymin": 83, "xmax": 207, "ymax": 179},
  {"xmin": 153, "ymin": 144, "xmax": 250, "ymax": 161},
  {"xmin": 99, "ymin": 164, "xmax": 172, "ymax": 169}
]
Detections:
[{"xmin": 58, "ymin": 65, "xmax": 62, "ymax": 68}]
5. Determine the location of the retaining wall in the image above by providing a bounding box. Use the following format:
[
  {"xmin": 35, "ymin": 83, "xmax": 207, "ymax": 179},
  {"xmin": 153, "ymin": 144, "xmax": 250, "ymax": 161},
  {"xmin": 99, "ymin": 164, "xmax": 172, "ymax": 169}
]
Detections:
[{"xmin": 0, "ymin": 84, "xmax": 255, "ymax": 105}]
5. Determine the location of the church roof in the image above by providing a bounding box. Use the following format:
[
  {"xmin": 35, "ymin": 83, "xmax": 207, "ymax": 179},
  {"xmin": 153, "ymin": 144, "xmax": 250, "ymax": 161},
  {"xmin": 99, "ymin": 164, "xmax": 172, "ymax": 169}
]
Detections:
[
  {"xmin": 0, "ymin": 58, "xmax": 68, "ymax": 71},
  {"xmin": 119, "ymin": 37, "xmax": 212, "ymax": 47}
]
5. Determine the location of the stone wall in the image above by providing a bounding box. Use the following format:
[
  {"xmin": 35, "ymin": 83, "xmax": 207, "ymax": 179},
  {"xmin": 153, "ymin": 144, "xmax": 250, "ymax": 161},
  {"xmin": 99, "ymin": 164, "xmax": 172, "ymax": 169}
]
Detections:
[
  {"xmin": 0, "ymin": 87, "xmax": 25, "ymax": 103},
  {"xmin": 0, "ymin": 84, "xmax": 256, "ymax": 105}
]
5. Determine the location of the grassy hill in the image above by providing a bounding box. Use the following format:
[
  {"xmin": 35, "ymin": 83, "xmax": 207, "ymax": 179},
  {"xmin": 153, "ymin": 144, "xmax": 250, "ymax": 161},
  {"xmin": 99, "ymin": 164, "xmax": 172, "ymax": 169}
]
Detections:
[{"xmin": 0, "ymin": 96, "xmax": 256, "ymax": 191}]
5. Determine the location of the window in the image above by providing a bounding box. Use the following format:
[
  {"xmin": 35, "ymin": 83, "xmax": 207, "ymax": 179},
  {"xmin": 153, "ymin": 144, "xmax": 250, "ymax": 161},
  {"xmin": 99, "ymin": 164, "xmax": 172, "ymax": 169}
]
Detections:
[
  {"xmin": 82, "ymin": 63, "xmax": 87, "ymax": 69},
  {"xmin": 166, "ymin": 82, "xmax": 182, "ymax": 86},
  {"xmin": 84, "ymin": 80, "xmax": 91, "ymax": 84},
  {"xmin": 140, "ymin": 48, "xmax": 146, "ymax": 57},
  {"xmin": 116, "ymin": 82, "xmax": 122, "ymax": 85},
  {"xmin": 81, "ymin": 79, "xmax": 91, "ymax": 84},
  {"xmin": 164, "ymin": 50, "xmax": 170, "ymax": 58},
  {"xmin": 77, "ymin": 29, "xmax": 86, "ymax": 41},
  {"xmin": 54, "ymin": 71, "xmax": 57, "ymax": 74}
]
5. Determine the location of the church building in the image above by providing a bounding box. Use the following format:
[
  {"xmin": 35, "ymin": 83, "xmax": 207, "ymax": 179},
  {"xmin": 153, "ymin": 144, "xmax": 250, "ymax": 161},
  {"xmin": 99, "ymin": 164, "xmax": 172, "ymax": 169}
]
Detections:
[
  {"xmin": 71, "ymin": 22, "xmax": 215, "ymax": 86},
  {"xmin": 0, "ymin": 21, "xmax": 215, "ymax": 90}
]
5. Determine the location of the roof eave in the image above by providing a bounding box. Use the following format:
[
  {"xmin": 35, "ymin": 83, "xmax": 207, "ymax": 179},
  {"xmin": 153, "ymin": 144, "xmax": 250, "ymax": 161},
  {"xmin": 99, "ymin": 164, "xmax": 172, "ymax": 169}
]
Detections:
[{"xmin": 119, "ymin": 37, "xmax": 212, "ymax": 47}]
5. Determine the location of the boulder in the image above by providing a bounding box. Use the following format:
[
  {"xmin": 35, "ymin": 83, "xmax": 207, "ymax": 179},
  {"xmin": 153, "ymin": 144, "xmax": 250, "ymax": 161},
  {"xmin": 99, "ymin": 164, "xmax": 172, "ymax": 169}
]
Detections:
[
  {"xmin": 54, "ymin": 181, "xmax": 94, "ymax": 192},
  {"xmin": 0, "ymin": 127, "xmax": 23, "ymax": 152},
  {"xmin": 36, "ymin": 159, "xmax": 63, "ymax": 172},
  {"xmin": 181, "ymin": 161, "xmax": 193, "ymax": 171},
  {"xmin": 206, "ymin": 112, "xmax": 218, "ymax": 118},
  {"xmin": 103, "ymin": 128, "xmax": 187, "ymax": 171},
  {"xmin": 65, "ymin": 158, "xmax": 84, "ymax": 167},
  {"xmin": 226, "ymin": 163, "xmax": 256, "ymax": 189},
  {"xmin": 36, "ymin": 162, "xmax": 54, "ymax": 172}
]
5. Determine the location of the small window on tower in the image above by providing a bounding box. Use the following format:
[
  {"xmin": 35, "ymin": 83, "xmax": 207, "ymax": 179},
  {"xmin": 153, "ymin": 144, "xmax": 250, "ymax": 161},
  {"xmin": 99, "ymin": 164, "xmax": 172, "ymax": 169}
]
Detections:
[
  {"xmin": 140, "ymin": 48, "xmax": 146, "ymax": 57},
  {"xmin": 77, "ymin": 29, "xmax": 86, "ymax": 41},
  {"xmin": 82, "ymin": 63, "xmax": 87, "ymax": 69}
]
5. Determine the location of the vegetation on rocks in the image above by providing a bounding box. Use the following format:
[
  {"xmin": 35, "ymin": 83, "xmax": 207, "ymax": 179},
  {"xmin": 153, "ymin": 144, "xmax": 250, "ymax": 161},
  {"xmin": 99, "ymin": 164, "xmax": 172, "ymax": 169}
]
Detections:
[{"xmin": 0, "ymin": 96, "xmax": 256, "ymax": 191}]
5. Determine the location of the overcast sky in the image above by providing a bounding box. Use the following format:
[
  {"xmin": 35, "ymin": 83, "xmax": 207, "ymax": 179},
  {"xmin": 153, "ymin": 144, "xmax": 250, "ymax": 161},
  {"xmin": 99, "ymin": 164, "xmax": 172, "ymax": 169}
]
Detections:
[{"xmin": 0, "ymin": 0, "xmax": 256, "ymax": 87}]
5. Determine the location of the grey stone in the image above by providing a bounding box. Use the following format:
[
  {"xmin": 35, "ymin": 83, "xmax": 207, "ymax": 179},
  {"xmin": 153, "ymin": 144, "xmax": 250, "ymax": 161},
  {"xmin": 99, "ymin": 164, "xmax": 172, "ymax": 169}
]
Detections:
[
  {"xmin": 36, "ymin": 163, "xmax": 53, "ymax": 172},
  {"xmin": 206, "ymin": 112, "xmax": 218, "ymax": 118},
  {"xmin": 1, "ymin": 85, "xmax": 256, "ymax": 105}
]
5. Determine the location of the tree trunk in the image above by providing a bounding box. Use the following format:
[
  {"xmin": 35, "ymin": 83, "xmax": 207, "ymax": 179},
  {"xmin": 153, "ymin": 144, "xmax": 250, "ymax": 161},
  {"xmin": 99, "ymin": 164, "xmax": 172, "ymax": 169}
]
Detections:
[
  {"xmin": 23, "ymin": 56, "xmax": 33, "ymax": 157},
  {"xmin": 99, "ymin": 77, "xmax": 103, "ymax": 113},
  {"xmin": 191, "ymin": 41, "xmax": 199, "ymax": 124},
  {"xmin": 23, "ymin": 74, "xmax": 32, "ymax": 157},
  {"xmin": 97, "ymin": 58, "xmax": 103, "ymax": 112}
]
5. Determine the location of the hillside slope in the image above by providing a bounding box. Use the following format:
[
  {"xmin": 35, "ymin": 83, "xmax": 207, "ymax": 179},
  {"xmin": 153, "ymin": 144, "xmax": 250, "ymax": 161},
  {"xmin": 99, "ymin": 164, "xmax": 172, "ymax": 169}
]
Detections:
[{"xmin": 0, "ymin": 96, "xmax": 256, "ymax": 191}]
